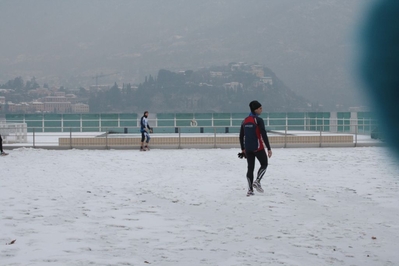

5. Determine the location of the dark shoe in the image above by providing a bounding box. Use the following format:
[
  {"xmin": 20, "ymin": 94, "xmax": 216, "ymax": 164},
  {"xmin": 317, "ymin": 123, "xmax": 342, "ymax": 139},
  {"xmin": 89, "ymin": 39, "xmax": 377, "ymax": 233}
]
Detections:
[
  {"xmin": 246, "ymin": 189, "xmax": 255, "ymax": 197},
  {"xmin": 253, "ymin": 180, "xmax": 264, "ymax": 193}
]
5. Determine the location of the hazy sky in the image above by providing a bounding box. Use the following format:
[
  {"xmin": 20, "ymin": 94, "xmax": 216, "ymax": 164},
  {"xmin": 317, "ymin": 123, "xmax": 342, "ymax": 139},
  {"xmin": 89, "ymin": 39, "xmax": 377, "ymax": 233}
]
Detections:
[{"xmin": 0, "ymin": 0, "xmax": 376, "ymax": 109}]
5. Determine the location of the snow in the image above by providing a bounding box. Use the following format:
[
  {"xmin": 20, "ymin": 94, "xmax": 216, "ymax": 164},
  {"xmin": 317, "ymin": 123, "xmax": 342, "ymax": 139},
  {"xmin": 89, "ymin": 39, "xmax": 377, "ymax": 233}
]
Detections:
[{"xmin": 1, "ymin": 147, "xmax": 398, "ymax": 265}]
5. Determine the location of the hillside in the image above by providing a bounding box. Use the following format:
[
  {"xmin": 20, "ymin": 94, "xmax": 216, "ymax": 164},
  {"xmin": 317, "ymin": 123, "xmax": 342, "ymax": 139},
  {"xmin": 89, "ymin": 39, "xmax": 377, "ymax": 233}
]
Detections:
[
  {"xmin": 0, "ymin": 0, "xmax": 374, "ymax": 110},
  {"xmin": 89, "ymin": 63, "xmax": 313, "ymax": 113}
]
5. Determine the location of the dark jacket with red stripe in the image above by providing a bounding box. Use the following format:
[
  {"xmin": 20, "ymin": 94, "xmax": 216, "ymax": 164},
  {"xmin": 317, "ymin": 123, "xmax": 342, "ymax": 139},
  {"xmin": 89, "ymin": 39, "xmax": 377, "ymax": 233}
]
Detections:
[{"xmin": 239, "ymin": 113, "xmax": 271, "ymax": 152}]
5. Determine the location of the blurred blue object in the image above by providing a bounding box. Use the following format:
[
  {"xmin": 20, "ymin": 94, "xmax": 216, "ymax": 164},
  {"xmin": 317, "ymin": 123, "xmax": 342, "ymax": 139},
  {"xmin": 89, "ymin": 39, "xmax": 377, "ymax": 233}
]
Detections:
[{"xmin": 361, "ymin": 0, "xmax": 399, "ymax": 158}]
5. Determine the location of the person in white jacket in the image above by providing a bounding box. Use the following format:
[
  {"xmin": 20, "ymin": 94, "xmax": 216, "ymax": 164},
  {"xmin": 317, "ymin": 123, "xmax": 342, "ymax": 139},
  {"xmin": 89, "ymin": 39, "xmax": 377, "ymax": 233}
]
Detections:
[{"xmin": 140, "ymin": 111, "xmax": 153, "ymax": 151}]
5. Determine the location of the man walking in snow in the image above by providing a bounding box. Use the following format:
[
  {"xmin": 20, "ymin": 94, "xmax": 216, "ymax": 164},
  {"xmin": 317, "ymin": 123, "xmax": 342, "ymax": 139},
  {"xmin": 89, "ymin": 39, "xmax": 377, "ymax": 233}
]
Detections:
[
  {"xmin": 140, "ymin": 111, "xmax": 153, "ymax": 151},
  {"xmin": 0, "ymin": 134, "xmax": 8, "ymax": 156},
  {"xmin": 239, "ymin": 100, "xmax": 272, "ymax": 196}
]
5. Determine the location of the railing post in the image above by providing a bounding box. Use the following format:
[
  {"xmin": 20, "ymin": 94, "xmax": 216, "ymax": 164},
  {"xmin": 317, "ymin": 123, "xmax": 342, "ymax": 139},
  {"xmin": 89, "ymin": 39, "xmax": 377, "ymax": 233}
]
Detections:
[
  {"xmin": 105, "ymin": 130, "xmax": 109, "ymax": 150},
  {"xmin": 214, "ymin": 127, "xmax": 217, "ymax": 148},
  {"xmin": 33, "ymin": 128, "xmax": 36, "ymax": 148},
  {"xmin": 304, "ymin": 113, "xmax": 306, "ymax": 131},
  {"xmin": 69, "ymin": 128, "xmax": 72, "ymax": 149},
  {"xmin": 354, "ymin": 123, "xmax": 358, "ymax": 147},
  {"xmin": 178, "ymin": 127, "xmax": 181, "ymax": 149},
  {"xmin": 174, "ymin": 114, "xmax": 177, "ymax": 128},
  {"xmin": 284, "ymin": 123, "xmax": 287, "ymax": 148},
  {"xmin": 319, "ymin": 127, "xmax": 322, "ymax": 147}
]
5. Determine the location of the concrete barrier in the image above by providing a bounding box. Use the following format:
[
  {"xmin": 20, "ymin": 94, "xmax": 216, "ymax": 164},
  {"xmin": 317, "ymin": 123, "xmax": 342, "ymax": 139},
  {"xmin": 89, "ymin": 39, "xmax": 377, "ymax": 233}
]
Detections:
[{"xmin": 58, "ymin": 134, "xmax": 354, "ymax": 149}]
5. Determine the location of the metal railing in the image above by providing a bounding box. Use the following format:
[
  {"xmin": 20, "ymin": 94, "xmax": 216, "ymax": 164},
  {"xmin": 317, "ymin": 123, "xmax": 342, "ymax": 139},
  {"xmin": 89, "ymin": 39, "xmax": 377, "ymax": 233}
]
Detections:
[
  {"xmin": 2, "ymin": 117, "xmax": 379, "ymax": 133},
  {"xmin": 2, "ymin": 121, "xmax": 383, "ymax": 150},
  {"xmin": 3, "ymin": 112, "xmax": 378, "ymax": 134}
]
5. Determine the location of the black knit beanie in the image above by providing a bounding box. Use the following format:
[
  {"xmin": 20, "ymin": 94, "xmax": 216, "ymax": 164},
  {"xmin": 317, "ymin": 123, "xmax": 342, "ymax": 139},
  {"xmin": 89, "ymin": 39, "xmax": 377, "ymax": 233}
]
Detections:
[{"xmin": 249, "ymin": 100, "xmax": 262, "ymax": 112}]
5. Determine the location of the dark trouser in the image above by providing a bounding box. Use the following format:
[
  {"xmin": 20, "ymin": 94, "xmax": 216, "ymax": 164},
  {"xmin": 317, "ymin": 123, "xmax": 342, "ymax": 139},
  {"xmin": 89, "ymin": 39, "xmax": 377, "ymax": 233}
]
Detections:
[
  {"xmin": 246, "ymin": 149, "xmax": 268, "ymax": 190},
  {"xmin": 0, "ymin": 136, "xmax": 3, "ymax": 153}
]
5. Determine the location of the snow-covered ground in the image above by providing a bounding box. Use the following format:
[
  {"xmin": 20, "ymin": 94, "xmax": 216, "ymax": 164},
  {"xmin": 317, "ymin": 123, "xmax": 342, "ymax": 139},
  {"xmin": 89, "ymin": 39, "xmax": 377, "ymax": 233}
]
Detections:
[{"xmin": 1, "ymin": 147, "xmax": 398, "ymax": 266}]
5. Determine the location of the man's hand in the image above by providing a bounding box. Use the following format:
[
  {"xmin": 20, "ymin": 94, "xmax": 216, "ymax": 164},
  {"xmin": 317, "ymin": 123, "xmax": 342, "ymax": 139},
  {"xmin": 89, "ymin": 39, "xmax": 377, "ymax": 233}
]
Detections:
[
  {"xmin": 149, "ymin": 128, "xmax": 153, "ymax": 133},
  {"xmin": 237, "ymin": 151, "xmax": 246, "ymax": 159},
  {"xmin": 267, "ymin": 150, "xmax": 272, "ymax": 158}
]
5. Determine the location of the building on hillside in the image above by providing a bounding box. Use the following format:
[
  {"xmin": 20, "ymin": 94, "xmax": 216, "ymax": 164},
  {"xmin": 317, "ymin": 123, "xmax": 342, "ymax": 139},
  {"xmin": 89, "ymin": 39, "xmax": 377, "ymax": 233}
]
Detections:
[
  {"xmin": 43, "ymin": 96, "xmax": 69, "ymax": 103},
  {"xmin": 43, "ymin": 102, "xmax": 71, "ymax": 113},
  {"xmin": 223, "ymin": 82, "xmax": 242, "ymax": 92},
  {"xmin": 31, "ymin": 102, "xmax": 45, "ymax": 112},
  {"xmin": 210, "ymin": 71, "xmax": 223, "ymax": 78},
  {"xmin": 7, "ymin": 102, "xmax": 29, "ymax": 113},
  {"xmin": 230, "ymin": 62, "xmax": 248, "ymax": 71},
  {"xmin": 7, "ymin": 102, "xmax": 16, "ymax": 112},
  {"xmin": 199, "ymin": 83, "xmax": 213, "ymax": 87},
  {"xmin": 41, "ymin": 95, "xmax": 70, "ymax": 113},
  {"xmin": 66, "ymin": 94, "xmax": 78, "ymax": 103},
  {"xmin": 260, "ymin": 77, "xmax": 273, "ymax": 85},
  {"xmin": 53, "ymin": 91, "xmax": 66, "ymax": 97},
  {"xmin": 251, "ymin": 65, "xmax": 265, "ymax": 78},
  {"xmin": 72, "ymin": 103, "xmax": 89, "ymax": 113}
]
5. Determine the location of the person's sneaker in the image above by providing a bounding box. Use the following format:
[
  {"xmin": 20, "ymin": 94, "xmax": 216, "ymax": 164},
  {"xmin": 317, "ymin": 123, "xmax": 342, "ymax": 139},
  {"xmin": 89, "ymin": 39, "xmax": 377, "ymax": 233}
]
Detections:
[
  {"xmin": 140, "ymin": 147, "xmax": 145, "ymax": 151},
  {"xmin": 253, "ymin": 180, "xmax": 264, "ymax": 193},
  {"xmin": 246, "ymin": 190, "xmax": 255, "ymax": 197},
  {"xmin": 145, "ymin": 145, "xmax": 150, "ymax": 151}
]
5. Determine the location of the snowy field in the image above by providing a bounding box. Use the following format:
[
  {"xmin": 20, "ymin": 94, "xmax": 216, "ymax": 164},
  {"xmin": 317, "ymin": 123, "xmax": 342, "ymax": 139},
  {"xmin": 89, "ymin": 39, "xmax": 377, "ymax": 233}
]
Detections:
[{"xmin": 1, "ymin": 147, "xmax": 398, "ymax": 266}]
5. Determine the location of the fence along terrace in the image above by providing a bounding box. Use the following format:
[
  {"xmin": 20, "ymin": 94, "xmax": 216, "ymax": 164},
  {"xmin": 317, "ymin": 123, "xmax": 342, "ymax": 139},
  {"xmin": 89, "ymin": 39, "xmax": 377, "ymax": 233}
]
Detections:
[{"xmin": 0, "ymin": 112, "xmax": 380, "ymax": 149}]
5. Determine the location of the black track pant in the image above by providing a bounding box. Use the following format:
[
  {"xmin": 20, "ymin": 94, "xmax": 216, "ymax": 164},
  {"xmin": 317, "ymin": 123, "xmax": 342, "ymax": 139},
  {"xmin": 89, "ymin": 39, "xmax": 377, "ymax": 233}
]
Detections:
[{"xmin": 246, "ymin": 149, "xmax": 268, "ymax": 189}]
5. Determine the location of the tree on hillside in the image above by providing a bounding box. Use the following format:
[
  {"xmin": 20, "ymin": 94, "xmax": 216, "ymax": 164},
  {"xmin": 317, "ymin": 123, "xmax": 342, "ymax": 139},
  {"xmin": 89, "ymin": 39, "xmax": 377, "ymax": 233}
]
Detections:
[
  {"xmin": 107, "ymin": 82, "xmax": 122, "ymax": 109},
  {"xmin": 25, "ymin": 77, "xmax": 40, "ymax": 90},
  {"xmin": 2, "ymin": 77, "xmax": 24, "ymax": 90}
]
